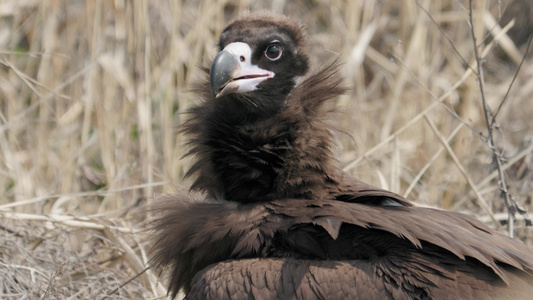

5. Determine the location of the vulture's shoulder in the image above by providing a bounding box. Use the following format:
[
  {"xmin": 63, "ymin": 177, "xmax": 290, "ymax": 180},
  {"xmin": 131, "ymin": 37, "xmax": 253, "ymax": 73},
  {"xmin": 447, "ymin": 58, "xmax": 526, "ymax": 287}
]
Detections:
[{"xmin": 150, "ymin": 192, "xmax": 533, "ymax": 299}]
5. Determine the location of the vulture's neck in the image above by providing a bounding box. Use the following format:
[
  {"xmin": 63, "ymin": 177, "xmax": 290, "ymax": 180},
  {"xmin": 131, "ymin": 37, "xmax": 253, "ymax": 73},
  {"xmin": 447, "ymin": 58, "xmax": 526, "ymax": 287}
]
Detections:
[{"xmin": 184, "ymin": 62, "xmax": 345, "ymax": 202}]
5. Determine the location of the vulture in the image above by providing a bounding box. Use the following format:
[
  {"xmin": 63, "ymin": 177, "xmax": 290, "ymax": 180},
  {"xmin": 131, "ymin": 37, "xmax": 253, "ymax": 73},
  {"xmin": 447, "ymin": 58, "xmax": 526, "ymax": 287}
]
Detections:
[{"xmin": 151, "ymin": 12, "xmax": 533, "ymax": 299}]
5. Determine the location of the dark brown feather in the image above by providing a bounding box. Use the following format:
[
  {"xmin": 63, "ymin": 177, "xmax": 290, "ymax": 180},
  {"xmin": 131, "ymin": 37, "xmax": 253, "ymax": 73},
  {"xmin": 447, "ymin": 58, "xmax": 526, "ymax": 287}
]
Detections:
[{"xmin": 151, "ymin": 192, "xmax": 533, "ymax": 299}]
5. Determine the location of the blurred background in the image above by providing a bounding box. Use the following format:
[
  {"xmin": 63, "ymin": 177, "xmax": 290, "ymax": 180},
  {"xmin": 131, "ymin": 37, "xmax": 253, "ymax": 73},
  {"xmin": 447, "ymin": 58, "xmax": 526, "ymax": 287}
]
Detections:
[{"xmin": 1, "ymin": 0, "xmax": 532, "ymax": 298}]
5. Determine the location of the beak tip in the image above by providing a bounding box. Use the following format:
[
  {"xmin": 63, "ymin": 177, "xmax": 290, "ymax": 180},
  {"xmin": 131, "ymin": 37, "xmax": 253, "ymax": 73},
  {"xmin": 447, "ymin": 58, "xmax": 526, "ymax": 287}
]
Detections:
[{"xmin": 210, "ymin": 50, "xmax": 238, "ymax": 98}]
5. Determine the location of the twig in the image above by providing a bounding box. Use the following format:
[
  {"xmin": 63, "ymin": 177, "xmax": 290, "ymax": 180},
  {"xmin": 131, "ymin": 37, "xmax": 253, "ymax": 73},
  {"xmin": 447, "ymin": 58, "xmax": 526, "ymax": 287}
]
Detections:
[
  {"xmin": 0, "ymin": 212, "xmax": 139, "ymax": 233},
  {"xmin": 415, "ymin": 1, "xmax": 475, "ymax": 75},
  {"xmin": 343, "ymin": 20, "xmax": 510, "ymax": 172},
  {"xmin": 107, "ymin": 266, "xmax": 150, "ymax": 296},
  {"xmin": 343, "ymin": 67, "xmax": 473, "ymax": 171},
  {"xmin": 491, "ymin": 34, "xmax": 533, "ymax": 126},
  {"xmin": 104, "ymin": 228, "xmax": 167, "ymax": 296},
  {"xmin": 467, "ymin": 0, "xmax": 515, "ymax": 236},
  {"xmin": 452, "ymin": 142, "xmax": 533, "ymax": 211},
  {"xmin": 424, "ymin": 116, "xmax": 499, "ymax": 227},
  {"xmin": 0, "ymin": 221, "xmax": 23, "ymax": 237},
  {"xmin": 403, "ymin": 123, "xmax": 464, "ymax": 199},
  {"xmin": 0, "ymin": 181, "xmax": 166, "ymax": 210}
]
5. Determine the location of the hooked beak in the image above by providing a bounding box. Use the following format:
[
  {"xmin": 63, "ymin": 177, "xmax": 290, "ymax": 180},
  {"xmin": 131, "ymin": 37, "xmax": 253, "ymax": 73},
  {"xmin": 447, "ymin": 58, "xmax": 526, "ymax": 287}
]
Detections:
[{"xmin": 210, "ymin": 42, "xmax": 275, "ymax": 98}]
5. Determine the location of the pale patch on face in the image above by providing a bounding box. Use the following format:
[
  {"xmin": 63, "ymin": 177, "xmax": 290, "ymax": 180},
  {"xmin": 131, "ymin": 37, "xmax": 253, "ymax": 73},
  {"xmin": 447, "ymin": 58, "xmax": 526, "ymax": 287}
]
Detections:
[{"xmin": 212, "ymin": 42, "xmax": 275, "ymax": 98}]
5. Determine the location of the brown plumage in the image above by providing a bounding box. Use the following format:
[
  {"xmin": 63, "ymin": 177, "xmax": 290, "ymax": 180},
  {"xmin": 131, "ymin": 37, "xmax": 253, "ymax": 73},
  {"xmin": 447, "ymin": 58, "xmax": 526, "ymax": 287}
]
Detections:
[{"xmin": 150, "ymin": 12, "xmax": 533, "ymax": 299}]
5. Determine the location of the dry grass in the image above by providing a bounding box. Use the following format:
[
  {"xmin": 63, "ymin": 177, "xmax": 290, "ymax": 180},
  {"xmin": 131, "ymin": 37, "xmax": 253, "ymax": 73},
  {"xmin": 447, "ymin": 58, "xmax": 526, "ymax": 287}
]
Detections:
[{"xmin": 1, "ymin": 0, "xmax": 532, "ymax": 298}]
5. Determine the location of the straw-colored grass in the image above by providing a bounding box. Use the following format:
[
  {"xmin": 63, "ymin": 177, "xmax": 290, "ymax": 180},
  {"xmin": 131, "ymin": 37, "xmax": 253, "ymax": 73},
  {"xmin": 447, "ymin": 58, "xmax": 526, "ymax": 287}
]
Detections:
[{"xmin": 1, "ymin": 0, "xmax": 532, "ymax": 298}]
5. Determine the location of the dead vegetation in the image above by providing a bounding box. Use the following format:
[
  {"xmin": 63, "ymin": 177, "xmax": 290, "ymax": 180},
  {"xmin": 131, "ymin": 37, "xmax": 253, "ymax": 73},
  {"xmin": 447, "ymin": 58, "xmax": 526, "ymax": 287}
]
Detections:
[{"xmin": 0, "ymin": 0, "xmax": 532, "ymax": 298}]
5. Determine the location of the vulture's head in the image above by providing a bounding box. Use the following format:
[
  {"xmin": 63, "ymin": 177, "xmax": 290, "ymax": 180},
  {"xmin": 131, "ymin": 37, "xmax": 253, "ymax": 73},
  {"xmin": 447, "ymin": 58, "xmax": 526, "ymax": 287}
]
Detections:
[
  {"xmin": 209, "ymin": 13, "xmax": 310, "ymax": 117},
  {"xmin": 185, "ymin": 12, "xmax": 348, "ymax": 202}
]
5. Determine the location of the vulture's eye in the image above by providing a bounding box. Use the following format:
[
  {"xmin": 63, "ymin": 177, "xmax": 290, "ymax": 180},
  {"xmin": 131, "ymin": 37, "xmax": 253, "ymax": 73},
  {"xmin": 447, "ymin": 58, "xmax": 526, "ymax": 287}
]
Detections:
[{"xmin": 265, "ymin": 43, "xmax": 283, "ymax": 61}]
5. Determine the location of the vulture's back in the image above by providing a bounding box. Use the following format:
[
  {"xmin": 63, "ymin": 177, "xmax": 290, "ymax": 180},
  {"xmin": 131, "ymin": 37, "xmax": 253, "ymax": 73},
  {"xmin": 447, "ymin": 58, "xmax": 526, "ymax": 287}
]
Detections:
[
  {"xmin": 190, "ymin": 258, "xmax": 532, "ymax": 300},
  {"xmin": 152, "ymin": 196, "xmax": 533, "ymax": 300}
]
